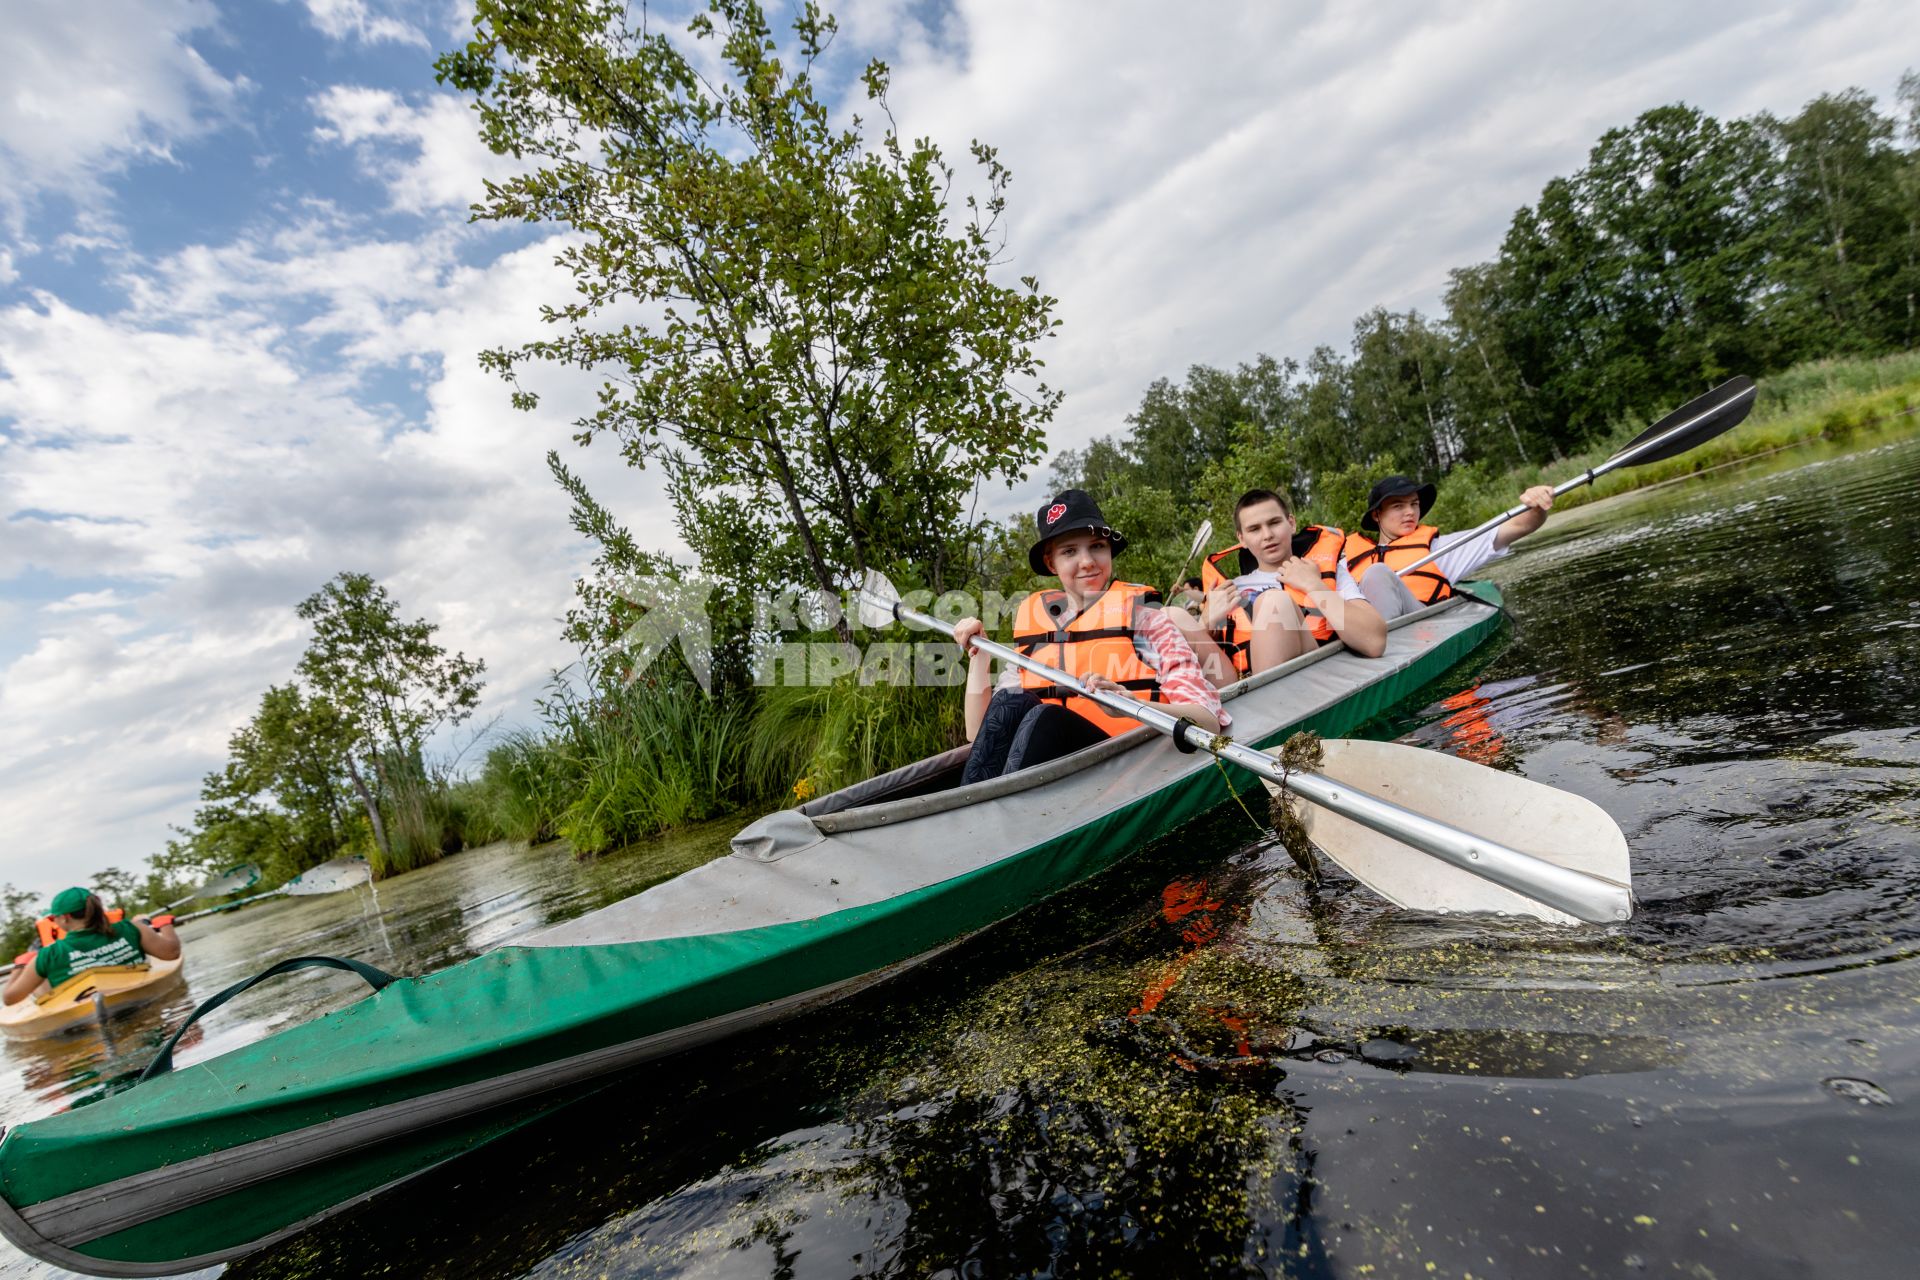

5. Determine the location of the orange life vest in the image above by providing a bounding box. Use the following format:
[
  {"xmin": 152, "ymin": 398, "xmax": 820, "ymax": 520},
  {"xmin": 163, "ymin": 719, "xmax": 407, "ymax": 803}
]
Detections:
[
  {"xmin": 1343, "ymin": 524, "xmax": 1454, "ymax": 605},
  {"xmin": 1198, "ymin": 526, "xmax": 1347, "ymax": 672},
  {"xmin": 1012, "ymin": 580, "xmax": 1166, "ymax": 736},
  {"xmin": 36, "ymin": 907, "xmax": 125, "ymax": 947}
]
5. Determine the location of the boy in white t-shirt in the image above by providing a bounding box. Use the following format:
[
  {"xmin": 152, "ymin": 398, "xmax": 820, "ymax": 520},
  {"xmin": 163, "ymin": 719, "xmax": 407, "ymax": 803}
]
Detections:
[{"xmin": 1200, "ymin": 489, "xmax": 1387, "ymax": 674}]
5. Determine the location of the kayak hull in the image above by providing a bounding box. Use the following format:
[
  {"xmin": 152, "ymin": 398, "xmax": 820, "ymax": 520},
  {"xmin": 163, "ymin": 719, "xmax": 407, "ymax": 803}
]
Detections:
[
  {"xmin": 0, "ymin": 586, "xmax": 1504, "ymax": 1276},
  {"xmin": 0, "ymin": 958, "xmax": 185, "ymax": 1041}
]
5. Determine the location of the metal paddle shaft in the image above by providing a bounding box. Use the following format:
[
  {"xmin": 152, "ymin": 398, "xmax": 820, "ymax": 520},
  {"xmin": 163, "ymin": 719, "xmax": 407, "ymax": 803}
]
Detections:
[
  {"xmin": 1393, "ymin": 376, "xmax": 1758, "ymax": 579},
  {"xmin": 858, "ymin": 583, "xmax": 1631, "ymax": 923}
]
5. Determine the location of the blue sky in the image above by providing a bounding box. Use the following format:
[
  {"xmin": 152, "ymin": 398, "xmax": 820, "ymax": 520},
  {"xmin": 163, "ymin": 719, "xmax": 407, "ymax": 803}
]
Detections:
[{"xmin": 1, "ymin": 0, "xmax": 1911, "ymax": 895}]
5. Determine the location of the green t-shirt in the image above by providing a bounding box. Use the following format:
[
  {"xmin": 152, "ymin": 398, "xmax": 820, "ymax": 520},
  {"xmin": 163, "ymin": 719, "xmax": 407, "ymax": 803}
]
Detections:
[{"xmin": 33, "ymin": 922, "xmax": 146, "ymax": 990}]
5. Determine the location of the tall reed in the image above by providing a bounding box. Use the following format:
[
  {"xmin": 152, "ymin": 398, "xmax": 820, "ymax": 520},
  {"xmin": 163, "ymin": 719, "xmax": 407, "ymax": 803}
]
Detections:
[
  {"xmin": 750, "ymin": 676, "xmax": 964, "ymax": 801},
  {"xmin": 541, "ymin": 671, "xmax": 760, "ymax": 856},
  {"xmin": 377, "ymin": 751, "xmax": 461, "ymax": 877}
]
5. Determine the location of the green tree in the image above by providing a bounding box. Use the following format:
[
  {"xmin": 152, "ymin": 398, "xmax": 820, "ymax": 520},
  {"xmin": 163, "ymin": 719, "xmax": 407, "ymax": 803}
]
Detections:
[
  {"xmin": 1898, "ymin": 72, "xmax": 1920, "ymax": 346},
  {"xmin": 136, "ymin": 834, "xmax": 220, "ymax": 913},
  {"xmin": 91, "ymin": 867, "xmax": 139, "ymax": 914},
  {"xmin": 1764, "ymin": 90, "xmax": 1908, "ymax": 354},
  {"xmin": 296, "ymin": 573, "xmax": 486, "ymax": 864},
  {"xmin": 438, "ymin": 0, "xmax": 1061, "ymax": 605},
  {"xmin": 0, "ymin": 886, "xmax": 40, "ymax": 966},
  {"xmin": 1443, "ymin": 262, "xmax": 1545, "ymax": 468},
  {"xmin": 1347, "ymin": 307, "xmax": 1458, "ymax": 472},
  {"xmin": 199, "ymin": 684, "xmax": 360, "ymax": 881}
]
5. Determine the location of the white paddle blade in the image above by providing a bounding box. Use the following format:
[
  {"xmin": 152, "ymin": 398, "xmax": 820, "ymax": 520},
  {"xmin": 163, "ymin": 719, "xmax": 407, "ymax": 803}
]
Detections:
[
  {"xmin": 285, "ymin": 856, "xmax": 372, "ymax": 896},
  {"xmin": 856, "ymin": 569, "xmax": 901, "ymax": 630},
  {"xmin": 202, "ymin": 863, "xmax": 262, "ymax": 898},
  {"xmin": 1262, "ymin": 740, "xmax": 1632, "ymax": 925},
  {"xmin": 1186, "ymin": 520, "xmax": 1214, "ymax": 560}
]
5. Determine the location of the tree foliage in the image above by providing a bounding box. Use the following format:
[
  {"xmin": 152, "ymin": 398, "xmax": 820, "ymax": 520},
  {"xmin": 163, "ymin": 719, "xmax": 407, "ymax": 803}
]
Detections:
[
  {"xmin": 438, "ymin": 0, "xmax": 1061, "ymax": 603},
  {"xmin": 296, "ymin": 572, "xmax": 486, "ymax": 862}
]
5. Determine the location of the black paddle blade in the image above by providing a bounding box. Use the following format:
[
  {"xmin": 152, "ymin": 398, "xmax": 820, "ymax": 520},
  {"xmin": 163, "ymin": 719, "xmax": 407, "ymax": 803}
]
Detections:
[{"xmin": 1616, "ymin": 375, "xmax": 1757, "ymax": 466}]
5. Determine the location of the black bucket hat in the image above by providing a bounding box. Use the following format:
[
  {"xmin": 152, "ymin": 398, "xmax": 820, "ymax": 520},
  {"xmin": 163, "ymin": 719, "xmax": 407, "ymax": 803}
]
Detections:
[
  {"xmin": 1360, "ymin": 474, "xmax": 1437, "ymax": 532},
  {"xmin": 1028, "ymin": 489, "xmax": 1127, "ymax": 575}
]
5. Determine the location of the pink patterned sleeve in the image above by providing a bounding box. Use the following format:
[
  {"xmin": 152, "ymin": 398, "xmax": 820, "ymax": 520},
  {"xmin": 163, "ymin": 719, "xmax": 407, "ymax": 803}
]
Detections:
[{"xmin": 1137, "ymin": 608, "xmax": 1231, "ymax": 729}]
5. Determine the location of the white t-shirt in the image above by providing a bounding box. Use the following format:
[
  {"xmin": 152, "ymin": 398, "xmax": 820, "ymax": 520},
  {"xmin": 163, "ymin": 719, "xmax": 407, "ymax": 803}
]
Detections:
[
  {"xmin": 1414, "ymin": 527, "xmax": 1509, "ymax": 583},
  {"xmin": 1232, "ymin": 558, "xmax": 1366, "ymax": 605}
]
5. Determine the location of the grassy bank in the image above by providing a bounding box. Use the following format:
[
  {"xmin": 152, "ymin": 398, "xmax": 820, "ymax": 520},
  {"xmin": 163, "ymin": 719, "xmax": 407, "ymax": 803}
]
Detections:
[
  {"xmin": 454, "ymin": 662, "xmax": 962, "ymax": 859},
  {"xmin": 1427, "ymin": 352, "xmax": 1920, "ymax": 531}
]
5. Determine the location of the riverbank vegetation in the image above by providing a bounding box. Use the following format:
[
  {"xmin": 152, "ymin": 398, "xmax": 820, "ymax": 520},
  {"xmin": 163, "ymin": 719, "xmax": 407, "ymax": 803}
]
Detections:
[{"xmin": 16, "ymin": 4, "xmax": 1918, "ymax": 928}]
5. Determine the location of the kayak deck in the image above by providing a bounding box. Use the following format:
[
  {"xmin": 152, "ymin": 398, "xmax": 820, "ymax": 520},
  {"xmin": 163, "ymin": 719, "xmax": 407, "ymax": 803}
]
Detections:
[{"xmin": 0, "ymin": 585, "xmax": 1503, "ymax": 1277}]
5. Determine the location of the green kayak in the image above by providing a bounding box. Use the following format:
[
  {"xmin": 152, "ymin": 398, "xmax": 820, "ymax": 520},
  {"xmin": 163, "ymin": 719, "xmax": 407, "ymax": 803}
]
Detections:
[{"xmin": 0, "ymin": 585, "xmax": 1504, "ymax": 1276}]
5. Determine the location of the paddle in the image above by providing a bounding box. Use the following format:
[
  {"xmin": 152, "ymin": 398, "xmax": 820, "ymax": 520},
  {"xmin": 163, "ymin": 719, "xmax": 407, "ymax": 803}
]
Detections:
[
  {"xmin": 855, "ymin": 571, "xmax": 1632, "ymax": 924},
  {"xmin": 172, "ymin": 856, "xmax": 372, "ymax": 924},
  {"xmin": 1259, "ymin": 740, "xmax": 1630, "ymax": 925},
  {"xmin": 1167, "ymin": 519, "xmax": 1214, "ymax": 600},
  {"xmin": 1394, "ymin": 375, "xmax": 1758, "ymax": 578},
  {"xmin": 163, "ymin": 862, "xmax": 262, "ymax": 911}
]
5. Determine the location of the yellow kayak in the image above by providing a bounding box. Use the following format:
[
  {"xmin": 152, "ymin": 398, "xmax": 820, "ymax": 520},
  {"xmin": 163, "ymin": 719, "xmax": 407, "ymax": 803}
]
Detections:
[{"xmin": 0, "ymin": 957, "xmax": 185, "ymax": 1040}]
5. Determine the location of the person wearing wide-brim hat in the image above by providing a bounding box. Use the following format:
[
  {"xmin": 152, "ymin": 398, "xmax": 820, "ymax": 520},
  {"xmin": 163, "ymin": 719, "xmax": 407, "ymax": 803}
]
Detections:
[
  {"xmin": 951, "ymin": 490, "xmax": 1229, "ymax": 782},
  {"xmin": 3, "ymin": 887, "xmax": 180, "ymax": 1006},
  {"xmin": 1341, "ymin": 473, "xmax": 1556, "ymax": 620}
]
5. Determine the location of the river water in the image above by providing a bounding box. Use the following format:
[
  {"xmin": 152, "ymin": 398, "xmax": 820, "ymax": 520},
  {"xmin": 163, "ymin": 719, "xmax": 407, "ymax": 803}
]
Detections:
[{"xmin": 6, "ymin": 432, "xmax": 1919, "ymax": 1278}]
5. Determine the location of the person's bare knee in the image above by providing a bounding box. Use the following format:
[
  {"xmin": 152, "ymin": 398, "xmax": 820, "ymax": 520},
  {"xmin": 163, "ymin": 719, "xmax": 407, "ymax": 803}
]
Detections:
[{"xmin": 1248, "ymin": 590, "xmax": 1311, "ymax": 671}]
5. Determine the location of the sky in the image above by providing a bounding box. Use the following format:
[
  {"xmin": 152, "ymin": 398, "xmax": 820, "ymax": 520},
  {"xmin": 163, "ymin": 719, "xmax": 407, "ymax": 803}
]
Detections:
[{"xmin": 0, "ymin": 0, "xmax": 1911, "ymax": 895}]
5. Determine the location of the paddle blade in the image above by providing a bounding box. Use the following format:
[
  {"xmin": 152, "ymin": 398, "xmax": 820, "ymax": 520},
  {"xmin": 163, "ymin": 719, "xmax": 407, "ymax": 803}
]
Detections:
[
  {"xmin": 201, "ymin": 863, "xmax": 261, "ymax": 899},
  {"xmin": 284, "ymin": 856, "xmax": 372, "ymax": 896},
  {"xmin": 1614, "ymin": 376, "xmax": 1756, "ymax": 467},
  {"xmin": 856, "ymin": 569, "xmax": 902, "ymax": 630},
  {"xmin": 1262, "ymin": 740, "xmax": 1631, "ymax": 925},
  {"xmin": 1185, "ymin": 519, "xmax": 1214, "ymax": 561}
]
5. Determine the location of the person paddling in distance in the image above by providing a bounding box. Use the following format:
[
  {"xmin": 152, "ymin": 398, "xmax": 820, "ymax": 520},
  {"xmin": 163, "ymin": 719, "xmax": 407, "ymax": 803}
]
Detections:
[
  {"xmin": 952, "ymin": 490, "xmax": 1227, "ymax": 783},
  {"xmin": 1198, "ymin": 489, "xmax": 1386, "ymax": 678},
  {"xmin": 2, "ymin": 888, "xmax": 180, "ymax": 1006},
  {"xmin": 1343, "ymin": 474, "xmax": 1555, "ymax": 620}
]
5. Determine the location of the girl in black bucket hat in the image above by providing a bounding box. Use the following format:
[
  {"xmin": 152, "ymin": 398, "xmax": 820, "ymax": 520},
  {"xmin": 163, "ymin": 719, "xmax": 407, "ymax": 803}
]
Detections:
[{"xmin": 951, "ymin": 491, "xmax": 1228, "ymax": 782}]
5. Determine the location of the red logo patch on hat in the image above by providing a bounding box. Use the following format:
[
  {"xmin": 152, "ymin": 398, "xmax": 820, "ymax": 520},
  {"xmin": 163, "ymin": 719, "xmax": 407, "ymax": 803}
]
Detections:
[{"xmin": 1045, "ymin": 503, "xmax": 1067, "ymax": 526}]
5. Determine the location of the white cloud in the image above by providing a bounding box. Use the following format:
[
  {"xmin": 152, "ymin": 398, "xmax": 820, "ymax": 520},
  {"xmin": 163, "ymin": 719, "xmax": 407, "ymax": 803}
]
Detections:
[
  {"xmin": 301, "ymin": 0, "xmax": 430, "ymax": 49},
  {"xmin": 311, "ymin": 86, "xmax": 513, "ymax": 214},
  {"xmin": 864, "ymin": 0, "xmax": 1918, "ymax": 493},
  {"xmin": 40, "ymin": 589, "xmax": 144, "ymax": 614},
  {"xmin": 0, "ymin": 0, "xmax": 244, "ymax": 235},
  {"xmin": 0, "ymin": 211, "xmax": 671, "ymax": 892}
]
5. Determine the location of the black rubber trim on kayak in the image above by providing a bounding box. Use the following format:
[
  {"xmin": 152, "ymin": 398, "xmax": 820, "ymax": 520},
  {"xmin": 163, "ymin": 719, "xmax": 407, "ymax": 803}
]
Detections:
[
  {"xmin": 0, "ymin": 1154, "xmax": 447, "ymax": 1280},
  {"xmin": 7, "ymin": 940, "xmax": 969, "ymax": 1273},
  {"xmin": 140, "ymin": 955, "xmax": 397, "ymax": 1081}
]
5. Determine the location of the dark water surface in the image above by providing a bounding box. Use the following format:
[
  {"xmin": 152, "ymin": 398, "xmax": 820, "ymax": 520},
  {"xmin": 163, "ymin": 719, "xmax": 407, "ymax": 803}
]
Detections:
[{"xmin": 9, "ymin": 434, "xmax": 1920, "ymax": 1278}]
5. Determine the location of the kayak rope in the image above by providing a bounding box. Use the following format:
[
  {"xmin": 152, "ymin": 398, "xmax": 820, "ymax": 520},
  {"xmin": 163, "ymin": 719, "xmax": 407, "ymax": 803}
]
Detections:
[{"xmin": 1268, "ymin": 731, "xmax": 1325, "ymax": 884}]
